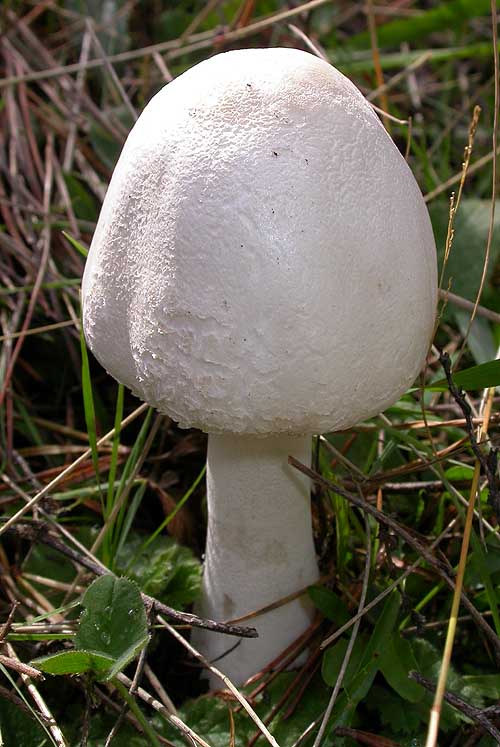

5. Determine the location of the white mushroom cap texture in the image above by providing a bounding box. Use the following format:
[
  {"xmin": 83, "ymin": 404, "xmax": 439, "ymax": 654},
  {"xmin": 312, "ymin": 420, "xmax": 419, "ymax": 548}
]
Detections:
[{"xmin": 82, "ymin": 47, "xmax": 437, "ymax": 435}]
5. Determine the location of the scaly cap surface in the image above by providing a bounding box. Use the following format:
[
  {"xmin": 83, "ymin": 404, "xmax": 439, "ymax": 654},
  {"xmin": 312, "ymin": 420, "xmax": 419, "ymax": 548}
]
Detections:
[{"xmin": 82, "ymin": 47, "xmax": 437, "ymax": 434}]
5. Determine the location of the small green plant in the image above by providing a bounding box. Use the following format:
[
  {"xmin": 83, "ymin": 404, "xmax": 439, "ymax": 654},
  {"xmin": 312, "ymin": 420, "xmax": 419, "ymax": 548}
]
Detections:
[{"xmin": 32, "ymin": 575, "xmax": 149, "ymax": 681}]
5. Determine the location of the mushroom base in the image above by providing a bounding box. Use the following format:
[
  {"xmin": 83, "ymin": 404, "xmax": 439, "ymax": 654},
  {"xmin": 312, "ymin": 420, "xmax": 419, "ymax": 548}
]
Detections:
[{"xmin": 192, "ymin": 433, "xmax": 319, "ymax": 687}]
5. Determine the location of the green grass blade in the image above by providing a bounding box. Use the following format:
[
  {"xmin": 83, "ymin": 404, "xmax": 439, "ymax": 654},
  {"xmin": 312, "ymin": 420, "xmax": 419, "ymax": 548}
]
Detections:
[
  {"xmin": 114, "ymin": 480, "xmax": 148, "ymax": 560},
  {"xmin": 141, "ymin": 463, "xmax": 206, "ymax": 553},
  {"xmin": 348, "ymin": 0, "xmax": 494, "ymax": 49},
  {"xmin": 103, "ymin": 383, "xmax": 124, "ymax": 562},
  {"xmin": 108, "ymin": 408, "xmax": 154, "ymax": 565},
  {"xmin": 79, "ymin": 319, "xmax": 103, "ymax": 511},
  {"xmin": 62, "ymin": 230, "xmax": 88, "ymax": 257}
]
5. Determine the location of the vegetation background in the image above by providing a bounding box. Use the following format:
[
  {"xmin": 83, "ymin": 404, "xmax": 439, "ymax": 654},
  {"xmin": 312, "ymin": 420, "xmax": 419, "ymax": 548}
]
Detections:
[{"xmin": 1, "ymin": 1, "xmax": 500, "ymax": 746}]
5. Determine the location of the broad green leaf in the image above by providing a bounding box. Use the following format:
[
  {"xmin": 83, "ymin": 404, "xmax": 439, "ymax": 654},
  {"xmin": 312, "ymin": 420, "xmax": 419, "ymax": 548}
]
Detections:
[
  {"xmin": 444, "ymin": 465, "xmax": 475, "ymax": 481},
  {"xmin": 63, "ymin": 173, "xmax": 98, "ymax": 222},
  {"xmin": 322, "ymin": 635, "xmax": 366, "ymax": 687},
  {"xmin": 30, "ymin": 576, "xmax": 149, "ymax": 681},
  {"xmin": 380, "ymin": 634, "xmax": 424, "ymax": 703},
  {"xmin": 32, "ymin": 649, "xmax": 114, "ymax": 677},
  {"xmin": 0, "ymin": 697, "xmax": 49, "ymax": 747},
  {"xmin": 430, "ymin": 199, "xmax": 500, "ymax": 312},
  {"xmin": 461, "ymin": 674, "xmax": 500, "ymax": 700},
  {"xmin": 321, "ymin": 653, "xmax": 383, "ymax": 734},
  {"xmin": 159, "ymin": 673, "xmax": 330, "ymax": 747},
  {"xmin": 366, "ymin": 685, "xmax": 424, "ymax": 735},
  {"xmin": 455, "ymin": 311, "xmax": 497, "ymax": 366},
  {"xmin": 308, "ymin": 586, "xmax": 350, "ymax": 626},
  {"xmin": 429, "ymin": 359, "xmax": 500, "ymax": 392},
  {"xmin": 116, "ymin": 534, "xmax": 202, "ymax": 609},
  {"xmin": 358, "ymin": 591, "xmax": 401, "ymax": 671},
  {"xmin": 322, "ymin": 591, "xmax": 401, "ymax": 721},
  {"xmin": 75, "ymin": 575, "xmax": 149, "ymax": 666}
]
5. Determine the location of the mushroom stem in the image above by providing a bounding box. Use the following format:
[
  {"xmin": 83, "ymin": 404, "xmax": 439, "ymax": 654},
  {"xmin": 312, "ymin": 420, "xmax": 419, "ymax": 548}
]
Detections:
[{"xmin": 193, "ymin": 433, "xmax": 320, "ymax": 685}]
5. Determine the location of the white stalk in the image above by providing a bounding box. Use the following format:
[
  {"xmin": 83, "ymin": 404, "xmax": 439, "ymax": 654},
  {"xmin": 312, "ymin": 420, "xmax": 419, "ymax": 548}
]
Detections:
[{"xmin": 192, "ymin": 433, "xmax": 319, "ymax": 685}]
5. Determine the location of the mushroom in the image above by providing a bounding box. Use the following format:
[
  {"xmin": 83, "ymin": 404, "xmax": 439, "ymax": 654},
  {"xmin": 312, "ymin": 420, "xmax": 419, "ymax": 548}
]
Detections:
[{"xmin": 82, "ymin": 47, "xmax": 437, "ymax": 685}]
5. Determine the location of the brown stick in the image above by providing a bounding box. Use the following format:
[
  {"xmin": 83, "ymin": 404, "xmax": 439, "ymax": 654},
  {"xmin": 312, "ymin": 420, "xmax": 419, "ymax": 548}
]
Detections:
[
  {"xmin": 8, "ymin": 521, "xmax": 258, "ymax": 639},
  {"xmin": 288, "ymin": 457, "xmax": 500, "ymax": 661}
]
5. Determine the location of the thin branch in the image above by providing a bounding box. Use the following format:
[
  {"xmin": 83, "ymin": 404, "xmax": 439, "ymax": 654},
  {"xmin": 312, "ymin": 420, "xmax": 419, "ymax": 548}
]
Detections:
[
  {"xmin": 412, "ymin": 671, "xmax": 500, "ymax": 743},
  {"xmin": 289, "ymin": 458, "xmax": 500, "ymax": 660},
  {"xmin": 156, "ymin": 615, "xmax": 282, "ymax": 747},
  {"xmin": 0, "ymin": 0, "xmax": 332, "ymax": 88},
  {"xmin": 6, "ymin": 521, "xmax": 258, "ymax": 639}
]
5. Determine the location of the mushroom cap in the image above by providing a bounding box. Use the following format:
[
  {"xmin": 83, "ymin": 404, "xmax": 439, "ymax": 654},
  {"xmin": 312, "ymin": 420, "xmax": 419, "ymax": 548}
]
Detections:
[{"xmin": 82, "ymin": 47, "xmax": 437, "ymax": 435}]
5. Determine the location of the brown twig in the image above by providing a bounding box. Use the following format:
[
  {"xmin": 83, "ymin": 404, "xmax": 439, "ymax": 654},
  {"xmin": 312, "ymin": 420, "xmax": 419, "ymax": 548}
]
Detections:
[
  {"xmin": 288, "ymin": 457, "xmax": 500, "ymax": 661},
  {"xmin": 411, "ymin": 671, "xmax": 500, "ymax": 743},
  {"xmin": 7, "ymin": 521, "xmax": 258, "ymax": 639},
  {"xmin": 439, "ymin": 351, "xmax": 500, "ymax": 514}
]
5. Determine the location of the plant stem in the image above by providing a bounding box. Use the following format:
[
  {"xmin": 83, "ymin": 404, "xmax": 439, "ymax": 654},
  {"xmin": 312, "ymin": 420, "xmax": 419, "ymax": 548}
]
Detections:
[{"xmin": 113, "ymin": 678, "xmax": 162, "ymax": 747}]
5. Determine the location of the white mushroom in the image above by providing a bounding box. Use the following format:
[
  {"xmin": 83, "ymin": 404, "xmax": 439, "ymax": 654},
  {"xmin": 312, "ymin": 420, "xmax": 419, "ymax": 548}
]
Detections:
[{"xmin": 82, "ymin": 47, "xmax": 437, "ymax": 685}]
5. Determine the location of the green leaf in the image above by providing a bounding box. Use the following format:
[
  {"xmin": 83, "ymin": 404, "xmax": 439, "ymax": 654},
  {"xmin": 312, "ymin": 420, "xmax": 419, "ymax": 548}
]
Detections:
[
  {"xmin": 75, "ymin": 575, "xmax": 149, "ymax": 668},
  {"xmin": 321, "ymin": 591, "xmax": 402, "ymax": 735},
  {"xmin": 367, "ymin": 685, "xmax": 424, "ymax": 735},
  {"xmin": 461, "ymin": 674, "xmax": 500, "ymax": 700},
  {"xmin": 322, "ymin": 592, "xmax": 401, "ymax": 689},
  {"xmin": 63, "ymin": 704, "xmax": 151, "ymax": 747},
  {"xmin": 348, "ymin": 0, "xmax": 493, "ymax": 49},
  {"xmin": 32, "ymin": 649, "xmax": 115, "ymax": 677},
  {"xmin": 0, "ymin": 697, "xmax": 49, "ymax": 747},
  {"xmin": 116, "ymin": 534, "xmax": 202, "ymax": 609},
  {"xmin": 308, "ymin": 586, "xmax": 350, "ymax": 625},
  {"xmin": 159, "ymin": 673, "xmax": 330, "ymax": 747},
  {"xmin": 358, "ymin": 591, "xmax": 401, "ymax": 671},
  {"xmin": 444, "ymin": 465, "xmax": 475, "ymax": 481},
  {"xmin": 431, "ymin": 198, "xmax": 500, "ymax": 311},
  {"xmin": 63, "ymin": 173, "xmax": 98, "ymax": 222},
  {"xmin": 455, "ymin": 311, "xmax": 497, "ymax": 366},
  {"xmin": 88, "ymin": 122, "xmax": 123, "ymax": 171},
  {"xmin": 322, "ymin": 635, "xmax": 365, "ymax": 688},
  {"xmin": 380, "ymin": 635, "xmax": 424, "ymax": 703},
  {"xmin": 30, "ymin": 576, "xmax": 149, "ymax": 682},
  {"xmin": 429, "ymin": 359, "xmax": 500, "ymax": 392},
  {"xmin": 322, "ymin": 654, "xmax": 381, "ymax": 734}
]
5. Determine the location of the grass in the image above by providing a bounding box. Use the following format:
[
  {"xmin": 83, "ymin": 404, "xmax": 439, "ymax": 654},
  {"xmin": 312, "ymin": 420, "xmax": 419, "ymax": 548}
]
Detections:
[{"xmin": 1, "ymin": 1, "xmax": 500, "ymax": 747}]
